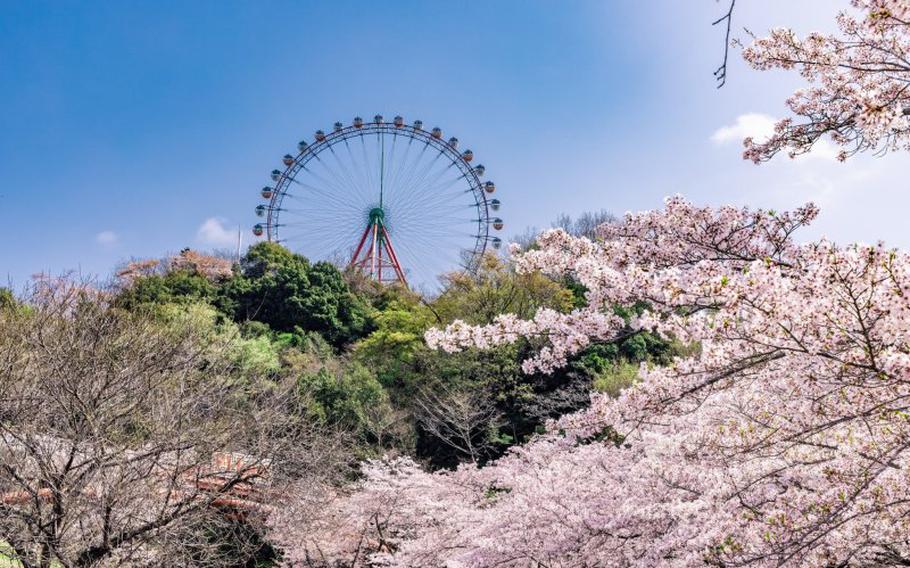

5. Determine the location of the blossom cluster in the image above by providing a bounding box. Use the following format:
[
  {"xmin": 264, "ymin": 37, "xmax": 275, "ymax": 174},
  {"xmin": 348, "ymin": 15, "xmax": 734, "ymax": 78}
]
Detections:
[
  {"xmin": 742, "ymin": 0, "xmax": 910, "ymax": 162},
  {"xmin": 116, "ymin": 249, "xmax": 234, "ymax": 286},
  {"xmin": 274, "ymin": 197, "xmax": 910, "ymax": 567},
  {"xmin": 429, "ymin": 196, "xmax": 818, "ymax": 372}
]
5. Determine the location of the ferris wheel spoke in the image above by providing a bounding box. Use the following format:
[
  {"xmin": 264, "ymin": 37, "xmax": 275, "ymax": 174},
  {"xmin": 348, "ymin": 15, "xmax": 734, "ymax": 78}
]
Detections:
[
  {"xmin": 278, "ymin": 231, "xmax": 359, "ymax": 252},
  {"xmin": 388, "ymin": 237, "xmax": 431, "ymax": 279},
  {"xmin": 393, "ymin": 234, "xmax": 471, "ymax": 285},
  {"xmin": 395, "ymin": 226, "xmax": 476, "ymax": 243},
  {"xmin": 410, "ymin": 234, "xmax": 475, "ymax": 252},
  {"xmin": 399, "ymin": 238, "xmax": 472, "ymax": 256},
  {"xmin": 327, "ymin": 145, "xmax": 371, "ymax": 205},
  {"xmin": 396, "ymin": 160, "xmax": 457, "ymax": 207},
  {"xmin": 290, "ymin": 217, "xmax": 364, "ymax": 239},
  {"xmin": 396, "ymin": 224, "xmax": 477, "ymax": 238},
  {"xmin": 318, "ymin": 226, "xmax": 363, "ymax": 252},
  {"xmin": 285, "ymin": 178, "xmax": 353, "ymax": 206},
  {"xmin": 278, "ymin": 221, "xmax": 362, "ymax": 250},
  {"xmin": 421, "ymin": 198, "xmax": 480, "ymax": 213},
  {"xmin": 415, "ymin": 193, "xmax": 480, "ymax": 218},
  {"xmin": 387, "ymin": 138, "xmax": 425, "ymax": 194},
  {"xmin": 359, "ymin": 134, "xmax": 379, "ymax": 201},
  {"xmin": 408, "ymin": 216, "xmax": 479, "ymax": 227},
  {"xmin": 384, "ymin": 132, "xmax": 408, "ymax": 192},
  {"xmin": 283, "ymin": 181, "xmax": 362, "ymax": 213},
  {"xmin": 417, "ymin": 160, "xmax": 459, "ymax": 192},
  {"xmin": 294, "ymin": 158, "xmax": 351, "ymax": 197},
  {"xmin": 403, "ymin": 148, "xmax": 449, "ymax": 195},
  {"xmin": 393, "ymin": 180, "xmax": 466, "ymax": 205},
  {"xmin": 405, "ymin": 172, "xmax": 471, "ymax": 204},
  {"xmin": 282, "ymin": 194, "xmax": 357, "ymax": 218},
  {"xmin": 282, "ymin": 192, "xmax": 353, "ymax": 218},
  {"xmin": 278, "ymin": 236, "xmax": 353, "ymax": 259},
  {"xmin": 278, "ymin": 213, "xmax": 356, "ymax": 228},
  {"xmin": 396, "ymin": 228, "xmax": 476, "ymax": 244},
  {"xmin": 393, "ymin": 143, "xmax": 442, "ymax": 202},
  {"xmin": 291, "ymin": 214, "xmax": 365, "ymax": 233},
  {"xmin": 415, "ymin": 188, "xmax": 481, "ymax": 216},
  {"xmin": 293, "ymin": 163, "xmax": 353, "ymax": 201},
  {"xmin": 380, "ymin": 132, "xmax": 395, "ymax": 202},
  {"xmin": 384, "ymin": 135, "xmax": 414, "ymax": 194},
  {"xmin": 310, "ymin": 152, "xmax": 365, "ymax": 202},
  {"xmin": 357, "ymin": 136, "xmax": 379, "ymax": 204},
  {"xmin": 399, "ymin": 226, "xmax": 472, "ymax": 257},
  {"xmin": 278, "ymin": 226, "xmax": 356, "ymax": 244},
  {"xmin": 387, "ymin": 184, "xmax": 470, "ymax": 223},
  {"xmin": 389, "ymin": 213, "xmax": 471, "ymax": 235},
  {"xmin": 344, "ymin": 135, "xmax": 370, "ymax": 203},
  {"xmin": 379, "ymin": 130, "xmax": 387, "ymax": 201},
  {"xmin": 392, "ymin": 204, "xmax": 475, "ymax": 227},
  {"xmin": 389, "ymin": 223, "xmax": 475, "ymax": 244},
  {"xmin": 278, "ymin": 207, "xmax": 351, "ymax": 220},
  {"xmin": 419, "ymin": 170, "xmax": 472, "ymax": 195},
  {"xmin": 341, "ymin": 137, "xmax": 375, "ymax": 207}
]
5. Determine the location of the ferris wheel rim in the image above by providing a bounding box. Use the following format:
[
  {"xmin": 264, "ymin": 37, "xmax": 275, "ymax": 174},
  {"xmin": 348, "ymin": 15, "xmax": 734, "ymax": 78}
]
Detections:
[
  {"xmin": 255, "ymin": 117, "xmax": 502, "ymax": 281},
  {"xmin": 267, "ymin": 124, "xmax": 487, "ymax": 235}
]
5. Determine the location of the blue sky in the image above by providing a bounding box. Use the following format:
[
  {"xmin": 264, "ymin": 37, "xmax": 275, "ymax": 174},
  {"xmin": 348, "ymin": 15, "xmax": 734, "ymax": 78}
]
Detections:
[{"xmin": 2, "ymin": 1, "xmax": 907, "ymax": 287}]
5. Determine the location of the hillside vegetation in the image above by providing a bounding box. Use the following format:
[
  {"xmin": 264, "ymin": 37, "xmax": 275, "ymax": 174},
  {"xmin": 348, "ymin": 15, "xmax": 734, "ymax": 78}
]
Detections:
[{"xmin": 0, "ymin": 216, "xmax": 672, "ymax": 567}]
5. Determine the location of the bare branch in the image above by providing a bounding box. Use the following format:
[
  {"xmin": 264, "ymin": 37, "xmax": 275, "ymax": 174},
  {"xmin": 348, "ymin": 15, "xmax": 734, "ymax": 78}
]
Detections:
[{"xmin": 713, "ymin": 0, "xmax": 736, "ymax": 88}]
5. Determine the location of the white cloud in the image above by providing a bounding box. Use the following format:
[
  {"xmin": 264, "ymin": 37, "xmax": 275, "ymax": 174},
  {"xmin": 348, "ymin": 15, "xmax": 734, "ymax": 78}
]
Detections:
[
  {"xmin": 711, "ymin": 113, "xmax": 777, "ymax": 145},
  {"xmin": 196, "ymin": 217, "xmax": 238, "ymax": 247},
  {"xmin": 95, "ymin": 230, "xmax": 118, "ymax": 247},
  {"xmin": 798, "ymin": 139, "xmax": 841, "ymax": 162},
  {"xmin": 712, "ymin": 113, "xmax": 840, "ymax": 162}
]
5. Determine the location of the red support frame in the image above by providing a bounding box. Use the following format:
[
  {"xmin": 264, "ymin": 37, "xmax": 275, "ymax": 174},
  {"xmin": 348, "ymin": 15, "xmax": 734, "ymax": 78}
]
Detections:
[{"xmin": 348, "ymin": 220, "xmax": 407, "ymax": 286}]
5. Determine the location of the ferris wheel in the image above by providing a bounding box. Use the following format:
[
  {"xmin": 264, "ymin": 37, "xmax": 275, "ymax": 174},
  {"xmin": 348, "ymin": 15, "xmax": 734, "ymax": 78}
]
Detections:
[{"xmin": 253, "ymin": 115, "xmax": 503, "ymax": 288}]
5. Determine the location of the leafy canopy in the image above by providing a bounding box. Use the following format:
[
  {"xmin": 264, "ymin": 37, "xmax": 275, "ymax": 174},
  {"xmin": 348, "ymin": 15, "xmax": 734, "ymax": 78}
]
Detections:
[{"xmin": 220, "ymin": 242, "xmax": 372, "ymax": 348}]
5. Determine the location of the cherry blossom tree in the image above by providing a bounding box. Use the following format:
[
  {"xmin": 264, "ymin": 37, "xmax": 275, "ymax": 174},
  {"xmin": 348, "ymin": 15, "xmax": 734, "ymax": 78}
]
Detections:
[
  {"xmin": 115, "ymin": 249, "xmax": 234, "ymax": 287},
  {"xmin": 0, "ymin": 279, "xmax": 335, "ymax": 568},
  {"xmin": 271, "ymin": 196, "xmax": 910, "ymax": 567},
  {"xmin": 742, "ymin": 0, "xmax": 910, "ymax": 162},
  {"xmin": 169, "ymin": 249, "xmax": 235, "ymax": 281}
]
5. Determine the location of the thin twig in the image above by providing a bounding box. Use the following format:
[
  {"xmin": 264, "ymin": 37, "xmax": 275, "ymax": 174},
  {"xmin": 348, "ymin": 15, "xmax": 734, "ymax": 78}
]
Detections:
[{"xmin": 713, "ymin": 0, "xmax": 736, "ymax": 88}]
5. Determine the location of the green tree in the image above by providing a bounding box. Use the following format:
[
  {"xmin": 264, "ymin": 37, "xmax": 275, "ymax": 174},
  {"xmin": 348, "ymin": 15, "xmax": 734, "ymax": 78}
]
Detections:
[
  {"xmin": 432, "ymin": 253, "xmax": 575, "ymax": 325},
  {"xmin": 220, "ymin": 242, "xmax": 373, "ymax": 348},
  {"xmin": 354, "ymin": 296, "xmax": 435, "ymax": 387},
  {"xmin": 299, "ymin": 364, "xmax": 384, "ymax": 427},
  {"xmin": 350, "ymin": 256, "xmax": 597, "ymax": 467},
  {"xmin": 0, "ymin": 288, "xmax": 14, "ymax": 311},
  {"xmin": 408, "ymin": 344, "xmax": 525, "ymax": 468},
  {"xmin": 114, "ymin": 270, "xmax": 217, "ymax": 310}
]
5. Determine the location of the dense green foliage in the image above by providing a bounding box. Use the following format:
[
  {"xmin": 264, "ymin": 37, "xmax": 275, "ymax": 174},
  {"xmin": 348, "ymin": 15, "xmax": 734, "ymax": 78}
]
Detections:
[
  {"xmin": 116, "ymin": 270, "xmax": 216, "ymax": 308},
  {"xmin": 219, "ymin": 243, "xmax": 372, "ymax": 348},
  {"xmin": 0, "ymin": 288, "xmax": 15, "ymax": 311}
]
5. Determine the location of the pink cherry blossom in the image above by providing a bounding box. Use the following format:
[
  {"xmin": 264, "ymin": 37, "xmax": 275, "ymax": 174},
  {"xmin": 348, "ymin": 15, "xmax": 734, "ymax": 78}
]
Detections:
[
  {"xmin": 272, "ymin": 197, "xmax": 910, "ymax": 567},
  {"xmin": 742, "ymin": 1, "xmax": 910, "ymax": 162}
]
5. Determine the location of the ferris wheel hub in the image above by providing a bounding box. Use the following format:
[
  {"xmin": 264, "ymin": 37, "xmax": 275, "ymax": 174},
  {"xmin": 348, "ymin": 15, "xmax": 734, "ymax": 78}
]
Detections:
[{"xmin": 368, "ymin": 207, "xmax": 386, "ymax": 223}]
